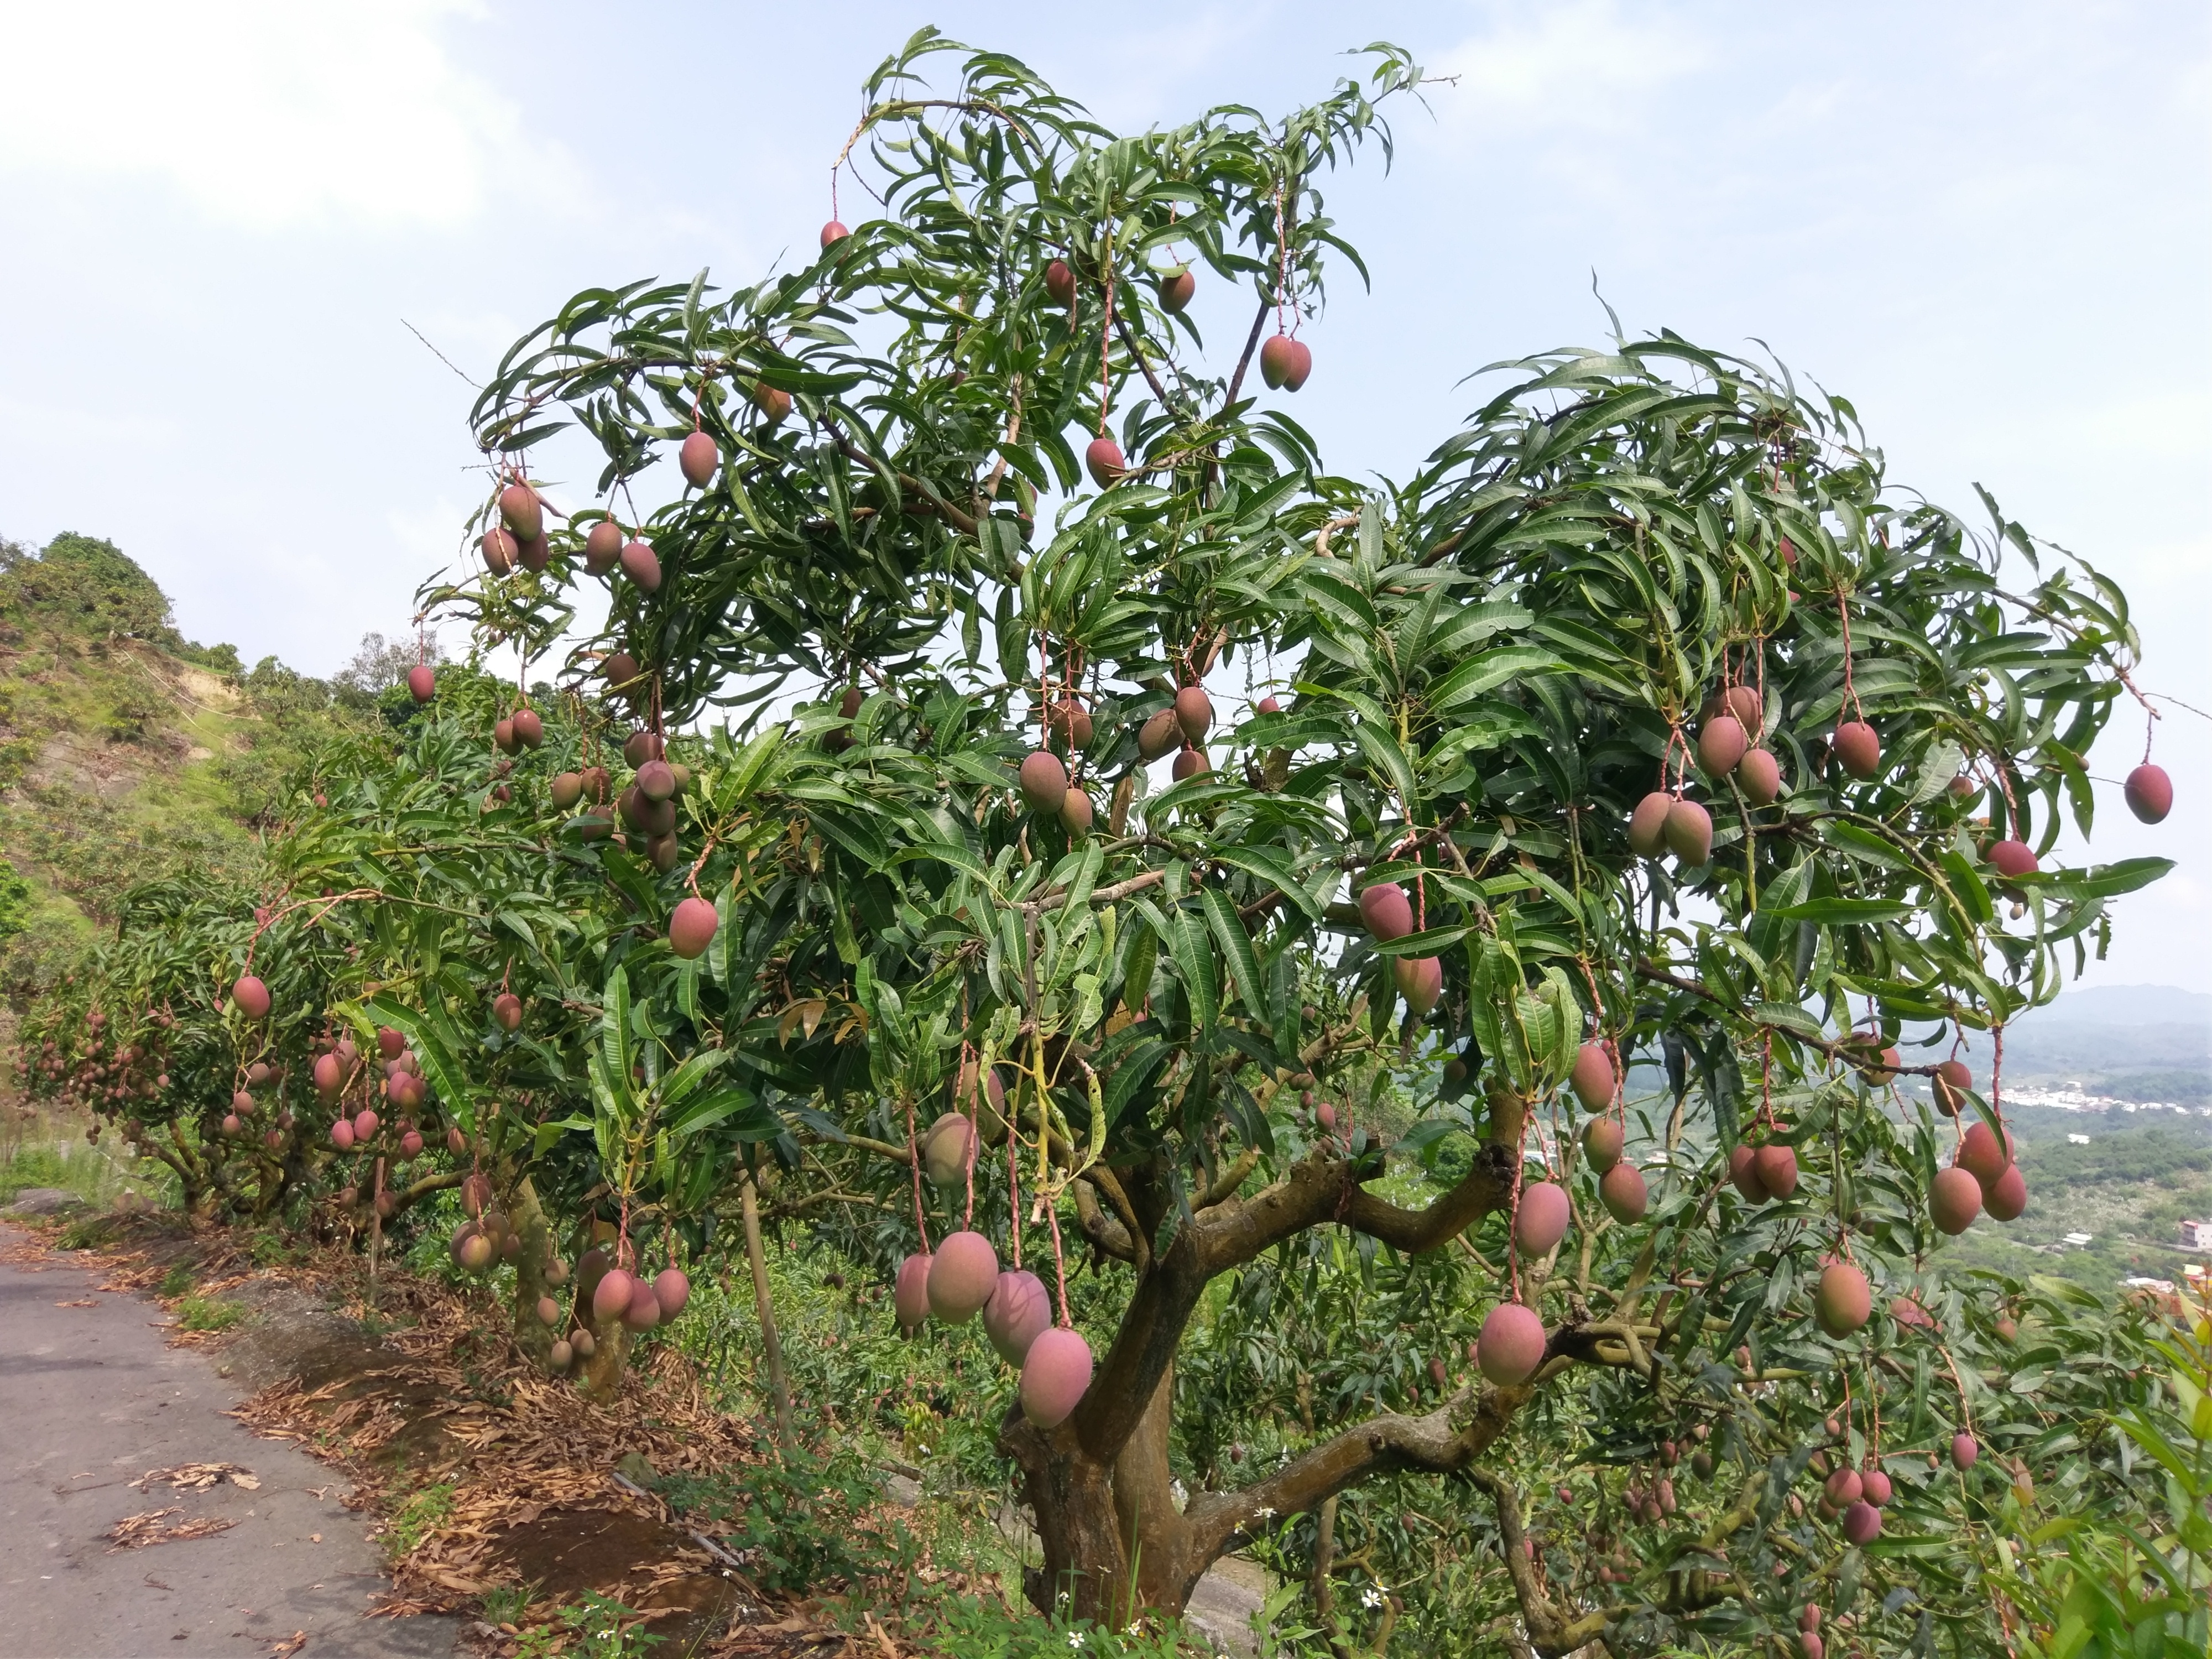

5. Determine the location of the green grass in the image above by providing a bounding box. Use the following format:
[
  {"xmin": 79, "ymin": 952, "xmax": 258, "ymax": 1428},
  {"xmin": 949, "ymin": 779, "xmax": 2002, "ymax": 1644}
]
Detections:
[
  {"xmin": 174, "ymin": 1294, "xmax": 246, "ymax": 1332},
  {"xmin": 479, "ymin": 1583, "xmax": 536, "ymax": 1627},
  {"xmin": 0, "ymin": 537, "xmax": 376, "ymax": 998},
  {"xmin": 381, "ymin": 1480, "xmax": 456, "ymax": 1559},
  {"xmin": 0, "ymin": 1140, "xmax": 141, "ymax": 1207}
]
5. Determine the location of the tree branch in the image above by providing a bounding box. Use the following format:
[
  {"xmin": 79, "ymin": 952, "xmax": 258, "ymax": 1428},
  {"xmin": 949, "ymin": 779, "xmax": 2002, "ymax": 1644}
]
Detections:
[
  {"xmin": 1110, "ymin": 309, "xmax": 1176, "ymax": 413},
  {"xmin": 1193, "ymin": 1148, "xmax": 1259, "ymax": 1211},
  {"xmin": 1196, "ymin": 1142, "xmax": 1515, "ymax": 1277},
  {"xmin": 1018, "ymin": 866, "xmax": 1166, "ymax": 915},
  {"xmin": 825, "ymin": 430, "xmax": 979, "ymax": 536},
  {"xmin": 1073, "ymin": 1172, "xmax": 1140, "ymax": 1265},
  {"xmin": 841, "ymin": 1134, "xmax": 915, "ymax": 1165},
  {"xmin": 1464, "ymin": 1470, "xmax": 1611, "ymax": 1656},
  {"xmin": 1224, "ymin": 298, "xmax": 1271, "ymax": 411},
  {"xmin": 1181, "ymin": 1379, "xmax": 1529, "ymax": 1570},
  {"xmin": 761, "ymin": 1187, "xmax": 899, "ymax": 1223},
  {"xmin": 387, "ymin": 1167, "xmax": 465, "ymax": 1220}
]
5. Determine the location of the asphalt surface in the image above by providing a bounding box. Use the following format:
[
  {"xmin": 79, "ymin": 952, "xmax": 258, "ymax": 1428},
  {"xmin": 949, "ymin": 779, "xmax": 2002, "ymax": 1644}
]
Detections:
[{"xmin": 0, "ymin": 1223, "xmax": 460, "ymax": 1659}]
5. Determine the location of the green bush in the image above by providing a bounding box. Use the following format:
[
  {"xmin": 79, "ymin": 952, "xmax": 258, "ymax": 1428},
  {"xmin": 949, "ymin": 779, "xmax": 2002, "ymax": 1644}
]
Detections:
[{"xmin": 656, "ymin": 1442, "xmax": 891, "ymax": 1594}]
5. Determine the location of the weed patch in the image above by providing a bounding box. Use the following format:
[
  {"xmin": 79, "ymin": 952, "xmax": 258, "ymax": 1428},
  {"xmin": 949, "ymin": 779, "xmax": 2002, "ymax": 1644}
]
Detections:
[
  {"xmin": 656, "ymin": 1443, "xmax": 893, "ymax": 1595},
  {"xmin": 382, "ymin": 1481, "xmax": 457, "ymax": 1560},
  {"xmin": 174, "ymin": 1295, "xmax": 245, "ymax": 1332}
]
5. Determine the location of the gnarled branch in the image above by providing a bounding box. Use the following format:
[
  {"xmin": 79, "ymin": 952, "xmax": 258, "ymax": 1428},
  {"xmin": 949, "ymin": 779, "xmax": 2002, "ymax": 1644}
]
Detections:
[
  {"xmin": 1181, "ymin": 1379, "xmax": 1530, "ymax": 1570},
  {"xmin": 1072, "ymin": 1174, "xmax": 1139, "ymax": 1264},
  {"xmin": 1197, "ymin": 1141, "xmax": 1515, "ymax": 1277}
]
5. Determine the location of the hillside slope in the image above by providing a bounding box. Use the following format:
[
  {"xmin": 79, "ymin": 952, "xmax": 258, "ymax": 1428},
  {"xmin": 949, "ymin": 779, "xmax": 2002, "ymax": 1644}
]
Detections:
[{"xmin": 0, "ymin": 531, "xmax": 396, "ymax": 1003}]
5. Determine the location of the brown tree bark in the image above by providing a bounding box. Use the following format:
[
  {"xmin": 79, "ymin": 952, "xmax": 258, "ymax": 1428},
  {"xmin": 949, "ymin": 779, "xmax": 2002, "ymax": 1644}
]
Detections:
[
  {"xmin": 1310, "ymin": 1495, "xmax": 1340, "ymax": 1650},
  {"xmin": 580, "ymin": 1314, "xmax": 633, "ymax": 1400},
  {"xmin": 995, "ymin": 1137, "xmax": 1534, "ymax": 1624}
]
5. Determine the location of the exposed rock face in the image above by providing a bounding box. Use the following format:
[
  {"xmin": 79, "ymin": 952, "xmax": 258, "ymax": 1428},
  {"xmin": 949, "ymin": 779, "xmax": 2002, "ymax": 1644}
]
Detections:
[{"xmin": 3, "ymin": 1186, "xmax": 87, "ymax": 1216}]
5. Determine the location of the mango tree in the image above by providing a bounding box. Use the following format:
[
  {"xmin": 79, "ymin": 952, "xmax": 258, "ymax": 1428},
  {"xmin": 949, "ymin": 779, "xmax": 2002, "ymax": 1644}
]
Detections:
[
  {"xmin": 440, "ymin": 30, "xmax": 2175, "ymax": 1646},
  {"xmin": 275, "ymin": 666, "xmax": 771, "ymax": 1388}
]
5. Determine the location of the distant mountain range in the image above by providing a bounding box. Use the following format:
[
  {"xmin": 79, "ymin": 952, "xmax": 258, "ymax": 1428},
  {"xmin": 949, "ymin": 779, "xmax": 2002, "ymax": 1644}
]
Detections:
[
  {"xmin": 1995, "ymin": 984, "xmax": 2208, "ymax": 1100},
  {"xmin": 2026, "ymin": 985, "xmax": 2211, "ymax": 1028}
]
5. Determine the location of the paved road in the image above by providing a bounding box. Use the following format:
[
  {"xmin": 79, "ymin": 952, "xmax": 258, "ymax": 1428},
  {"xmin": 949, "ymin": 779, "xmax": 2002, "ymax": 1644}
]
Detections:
[{"xmin": 0, "ymin": 1224, "xmax": 460, "ymax": 1659}]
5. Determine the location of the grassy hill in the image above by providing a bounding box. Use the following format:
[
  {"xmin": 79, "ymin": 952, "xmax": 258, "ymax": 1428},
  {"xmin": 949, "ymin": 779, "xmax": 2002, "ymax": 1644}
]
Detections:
[{"xmin": 0, "ymin": 530, "xmax": 404, "ymax": 1007}]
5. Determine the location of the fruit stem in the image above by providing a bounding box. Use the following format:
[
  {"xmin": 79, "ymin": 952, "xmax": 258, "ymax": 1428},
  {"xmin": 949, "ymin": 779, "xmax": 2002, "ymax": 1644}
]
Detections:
[
  {"xmin": 1097, "ymin": 262, "xmax": 1115, "ymax": 437},
  {"xmin": 685, "ymin": 828, "xmax": 721, "ymax": 902},
  {"xmin": 1506, "ymin": 1118, "xmax": 1526, "ymax": 1305},
  {"xmin": 960, "ymin": 1039, "xmax": 979, "ymax": 1230},
  {"xmin": 1936, "ymin": 1338, "xmax": 1976, "ymax": 1437},
  {"xmin": 1835, "ymin": 585, "xmax": 1864, "ymax": 723},
  {"xmin": 904, "ymin": 1093, "xmax": 930, "ymax": 1251},
  {"xmin": 1760, "ymin": 1032, "xmax": 1775, "ymax": 1131},
  {"xmin": 1270, "ymin": 179, "xmax": 1291, "ymax": 336},
  {"xmin": 1661, "ymin": 726, "xmax": 1688, "ymax": 797},
  {"xmin": 1005, "ymin": 1050, "xmax": 1022, "ymax": 1272},
  {"xmin": 1044, "ymin": 1181, "xmax": 1072, "ymax": 1329}
]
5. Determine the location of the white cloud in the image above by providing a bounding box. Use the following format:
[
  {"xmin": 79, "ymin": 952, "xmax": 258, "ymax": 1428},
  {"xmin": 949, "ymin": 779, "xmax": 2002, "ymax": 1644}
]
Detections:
[
  {"xmin": 1432, "ymin": 0, "xmax": 1708, "ymax": 131},
  {"xmin": 0, "ymin": 0, "xmax": 572, "ymax": 230}
]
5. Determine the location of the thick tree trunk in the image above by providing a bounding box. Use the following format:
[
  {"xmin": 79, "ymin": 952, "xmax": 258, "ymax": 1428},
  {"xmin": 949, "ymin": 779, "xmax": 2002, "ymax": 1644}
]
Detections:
[
  {"xmin": 580, "ymin": 1314, "xmax": 633, "ymax": 1399},
  {"xmin": 1004, "ymin": 1408, "xmax": 1133, "ymax": 1621},
  {"xmin": 1002, "ymin": 1361, "xmax": 1213, "ymax": 1623},
  {"xmin": 998, "ymin": 1142, "xmax": 1525, "ymax": 1624},
  {"xmin": 1006, "ymin": 1359, "xmax": 1536, "ymax": 1624}
]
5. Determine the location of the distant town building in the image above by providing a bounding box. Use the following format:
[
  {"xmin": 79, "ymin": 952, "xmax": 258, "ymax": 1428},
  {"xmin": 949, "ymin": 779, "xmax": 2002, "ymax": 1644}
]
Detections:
[
  {"xmin": 2179, "ymin": 1219, "xmax": 2212, "ymax": 1250},
  {"xmin": 2002, "ymin": 1083, "xmax": 2212, "ymax": 1118},
  {"xmin": 2067, "ymin": 1133, "xmax": 2091, "ymax": 1145},
  {"xmin": 2061, "ymin": 1232, "xmax": 2094, "ymax": 1249}
]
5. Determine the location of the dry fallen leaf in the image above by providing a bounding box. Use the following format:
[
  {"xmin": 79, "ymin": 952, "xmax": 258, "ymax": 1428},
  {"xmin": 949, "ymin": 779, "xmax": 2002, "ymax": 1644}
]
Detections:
[
  {"xmin": 104, "ymin": 1509, "xmax": 239, "ymax": 1551},
  {"xmin": 132, "ymin": 1463, "xmax": 259, "ymax": 1493},
  {"xmin": 55, "ymin": 1298, "xmax": 98, "ymax": 1307}
]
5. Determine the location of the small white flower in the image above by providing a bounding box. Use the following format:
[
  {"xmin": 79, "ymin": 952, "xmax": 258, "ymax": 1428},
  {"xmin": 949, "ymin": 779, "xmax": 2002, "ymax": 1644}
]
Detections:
[
  {"xmin": 1068, "ymin": 1632, "xmax": 1086, "ymax": 1648},
  {"xmin": 1256, "ymin": 1505, "xmax": 1277, "ymax": 1520},
  {"xmin": 1361, "ymin": 1587, "xmax": 1384, "ymax": 1609}
]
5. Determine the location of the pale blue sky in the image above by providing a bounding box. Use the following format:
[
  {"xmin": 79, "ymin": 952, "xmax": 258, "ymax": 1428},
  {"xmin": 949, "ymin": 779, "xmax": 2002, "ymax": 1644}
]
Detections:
[{"xmin": 1, "ymin": 2, "xmax": 2205, "ymax": 988}]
